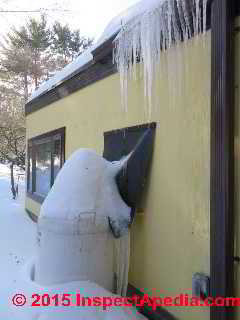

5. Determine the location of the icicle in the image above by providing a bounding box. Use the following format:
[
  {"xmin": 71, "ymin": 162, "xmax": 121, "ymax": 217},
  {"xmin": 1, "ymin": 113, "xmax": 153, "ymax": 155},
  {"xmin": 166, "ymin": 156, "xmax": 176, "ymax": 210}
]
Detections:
[
  {"xmin": 195, "ymin": 0, "xmax": 201, "ymax": 34},
  {"xmin": 113, "ymin": 0, "xmax": 208, "ymax": 115},
  {"xmin": 203, "ymin": 0, "xmax": 207, "ymax": 34},
  {"xmin": 114, "ymin": 231, "xmax": 130, "ymax": 296}
]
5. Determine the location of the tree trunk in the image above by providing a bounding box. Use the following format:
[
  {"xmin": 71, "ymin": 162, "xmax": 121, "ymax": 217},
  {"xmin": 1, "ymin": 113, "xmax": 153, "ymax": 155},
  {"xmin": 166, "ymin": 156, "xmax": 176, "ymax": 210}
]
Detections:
[
  {"xmin": 23, "ymin": 72, "xmax": 28, "ymax": 102},
  {"xmin": 34, "ymin": 70, "xmax": 38, "ymax": 89},
  {"xmin": 10, "ymin": 163, "xmax": 16, "ymax": 200},
  {"xmin": 34, "ymin": 56, "xmax": 38, "ymax": 89}
]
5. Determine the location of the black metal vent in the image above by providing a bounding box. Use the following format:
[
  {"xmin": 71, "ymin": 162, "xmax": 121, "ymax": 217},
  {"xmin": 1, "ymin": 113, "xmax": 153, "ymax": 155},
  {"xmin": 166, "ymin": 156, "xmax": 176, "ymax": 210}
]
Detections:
[{"xmin": 103, "ymin": 122, "xmax": 156, "ymax": 215}]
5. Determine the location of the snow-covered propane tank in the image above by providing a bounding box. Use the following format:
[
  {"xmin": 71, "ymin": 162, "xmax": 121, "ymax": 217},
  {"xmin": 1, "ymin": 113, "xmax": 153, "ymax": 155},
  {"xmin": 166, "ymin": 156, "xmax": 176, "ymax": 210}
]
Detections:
[
  {"xmin": 35, "ymin": 127, "xmax": 155, "ymax": 296},
  {"xmin": 35, "ymin": 149, "xmax": 131, "ymax": 294}
]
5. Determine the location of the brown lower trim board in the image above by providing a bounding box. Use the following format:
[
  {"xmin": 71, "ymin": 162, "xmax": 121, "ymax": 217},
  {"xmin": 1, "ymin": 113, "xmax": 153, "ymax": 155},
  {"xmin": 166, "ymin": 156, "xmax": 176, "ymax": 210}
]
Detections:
[
  {"xmin": 127, "ymin": 284, "xmax": 177, "ymax": 320},
  {"xmin": 26, "ymin": 192, "xmax": 45, "ymax": 204},
  {"xmin": 25, "ymin": 209, "xmax": 38, "ymax": 223}
]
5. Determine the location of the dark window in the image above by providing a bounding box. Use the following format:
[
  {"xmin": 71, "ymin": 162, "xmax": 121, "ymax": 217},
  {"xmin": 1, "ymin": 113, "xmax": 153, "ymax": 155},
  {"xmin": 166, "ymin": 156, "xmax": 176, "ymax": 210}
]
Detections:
[
  {"xmin": 103, "ymin": 122, "xmax": 156, "ymax": 210},
  {"xmin": 27, "ymin": 127, "xmax": 65, "ymax": 203},
  {"xmin": 103, "ymin": 122, "xmax": 156, "ymax": 161}
]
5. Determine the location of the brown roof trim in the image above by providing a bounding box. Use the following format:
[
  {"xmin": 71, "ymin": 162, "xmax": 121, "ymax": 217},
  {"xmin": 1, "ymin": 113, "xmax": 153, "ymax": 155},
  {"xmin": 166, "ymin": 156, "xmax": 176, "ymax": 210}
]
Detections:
[
  {"xmin": 91, "ymin": 34, "xmax": 118, "ymax": 63},
  {"xmin": 26, "ymin": 1, "xmax": 240, "ymax": 117},
  {"xmin": 25, "ymin": 54, "xmax": 117, "ymax": 116}
]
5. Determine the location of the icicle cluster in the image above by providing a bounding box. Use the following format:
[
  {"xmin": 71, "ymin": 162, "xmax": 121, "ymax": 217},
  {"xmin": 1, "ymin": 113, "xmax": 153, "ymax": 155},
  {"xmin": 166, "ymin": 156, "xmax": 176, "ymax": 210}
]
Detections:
[{"xmin": 113, "ymin": 0, "xmax": 208, "ymax": 114}]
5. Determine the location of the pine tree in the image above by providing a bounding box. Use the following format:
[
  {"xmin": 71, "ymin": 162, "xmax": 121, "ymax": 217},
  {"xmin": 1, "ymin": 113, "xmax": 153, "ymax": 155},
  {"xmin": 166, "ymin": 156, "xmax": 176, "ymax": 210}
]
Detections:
[
  {"xmin": 52, "ymin": 22, "xmax": 93, "ymax": 63},
  {"xmin": 0, "ymin": 40, "xmax": 32, "ymax": 101},
  {"xmin": 51, "ymin": 22, "xmax": 72, "ymax": 63},
  {"xmin": 0, "ymin": 14, "xmax": 53, "ymax": 99},
  {"xmin": 25, "ymin": 15, "xmax": 51, "ymax": 88},
  {"xmin": 69, "ymin": 30, "xmax": 93, "ymax": 60}
]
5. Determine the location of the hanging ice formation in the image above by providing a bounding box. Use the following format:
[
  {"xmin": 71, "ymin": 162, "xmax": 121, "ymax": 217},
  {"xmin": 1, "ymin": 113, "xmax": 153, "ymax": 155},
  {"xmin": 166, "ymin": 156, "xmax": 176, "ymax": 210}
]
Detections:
[{"xmin": 113, "ymin": 0, "xmax": 208, "ymax": 113}]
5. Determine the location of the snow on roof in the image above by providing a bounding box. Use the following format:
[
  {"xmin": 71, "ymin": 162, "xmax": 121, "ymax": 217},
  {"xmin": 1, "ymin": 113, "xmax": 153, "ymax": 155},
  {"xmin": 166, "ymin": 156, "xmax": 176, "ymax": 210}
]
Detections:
[{"xmin": 28, "ymin": 0, "xmax": 162, "ymax": 102}]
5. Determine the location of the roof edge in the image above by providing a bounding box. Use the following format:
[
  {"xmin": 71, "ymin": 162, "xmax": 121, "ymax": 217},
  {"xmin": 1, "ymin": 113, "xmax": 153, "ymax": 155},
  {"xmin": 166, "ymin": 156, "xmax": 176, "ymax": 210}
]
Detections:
[
  {"xmin": 25, "ymin": 38, "xmax": 116, "ymax": 116},
  {"xmin": 26, "ymin": 1, "xmax": 240, "ymax": 116}
]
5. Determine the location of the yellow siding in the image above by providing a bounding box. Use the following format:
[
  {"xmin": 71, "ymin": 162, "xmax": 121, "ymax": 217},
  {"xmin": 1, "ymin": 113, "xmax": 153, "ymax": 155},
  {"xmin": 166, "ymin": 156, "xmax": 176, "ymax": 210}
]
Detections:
[
  {"xmin": 25, "ymin": 197, "xmax": 41, "ymax": 215},
  {"xmin": 26, "ymin": 32, "xmax": 211, "ymax": 319}
]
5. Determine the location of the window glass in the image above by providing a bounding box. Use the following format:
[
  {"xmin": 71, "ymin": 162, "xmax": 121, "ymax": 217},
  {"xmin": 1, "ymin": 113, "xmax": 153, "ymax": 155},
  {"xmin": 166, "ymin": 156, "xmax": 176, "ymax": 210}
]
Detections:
[
  {"xmin": 35, "ymin": 141, "xmax": 52, "ymax": 196},
  {"xmin": 27, "ymin": 128, "xmax": 65, "ymax": 200},
  {"xmin": 27, "ymin": 147, "xmax": 32, "ymax": 192},
  {"xmin": 53, "ymin": 139, "xmax": 61, "ymax": 180}
]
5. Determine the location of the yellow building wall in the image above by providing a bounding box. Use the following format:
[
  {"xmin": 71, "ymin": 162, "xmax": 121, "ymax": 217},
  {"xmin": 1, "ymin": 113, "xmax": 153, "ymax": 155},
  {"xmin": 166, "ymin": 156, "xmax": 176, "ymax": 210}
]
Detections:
[
  {"xmin": 26, "ymin": 197, "xmax": 41, "ymax": 216},
  {"xmin": 26, "ymin": 33, "xmax": 211, "ymax": 319}
]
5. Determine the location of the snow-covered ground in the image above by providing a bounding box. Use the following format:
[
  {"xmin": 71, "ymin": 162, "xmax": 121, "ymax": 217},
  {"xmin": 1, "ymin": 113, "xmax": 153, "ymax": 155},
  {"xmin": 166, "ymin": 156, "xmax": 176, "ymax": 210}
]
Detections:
[
  {"xmin": 0, "ymin": 164, "xmax": 145, "ymax": 319},
  {"xmin": 0, "ymin": 164, "xmax": 36, "ymax": 318}
]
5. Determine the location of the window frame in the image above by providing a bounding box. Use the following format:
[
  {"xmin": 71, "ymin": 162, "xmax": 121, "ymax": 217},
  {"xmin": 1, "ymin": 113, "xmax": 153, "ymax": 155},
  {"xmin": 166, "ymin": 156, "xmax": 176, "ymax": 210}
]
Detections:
[{"xmin": 27, "ymin": 127, "xmax": 65, "ymax": 204}]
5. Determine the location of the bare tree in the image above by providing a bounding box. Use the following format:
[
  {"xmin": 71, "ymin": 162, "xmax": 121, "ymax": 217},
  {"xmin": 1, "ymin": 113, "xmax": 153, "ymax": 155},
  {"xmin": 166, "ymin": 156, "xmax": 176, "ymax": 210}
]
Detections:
[{"xmin": 0, "ymin": 93, "xmax": 25, "ymax": 199}]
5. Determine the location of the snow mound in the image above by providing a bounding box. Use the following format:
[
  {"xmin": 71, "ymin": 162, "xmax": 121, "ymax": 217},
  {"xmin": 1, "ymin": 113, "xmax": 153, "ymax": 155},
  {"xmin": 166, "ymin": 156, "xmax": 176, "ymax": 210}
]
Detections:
[{"xmin": 40, "ymin": 149, "xmax": 131, "ymax": 229}]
